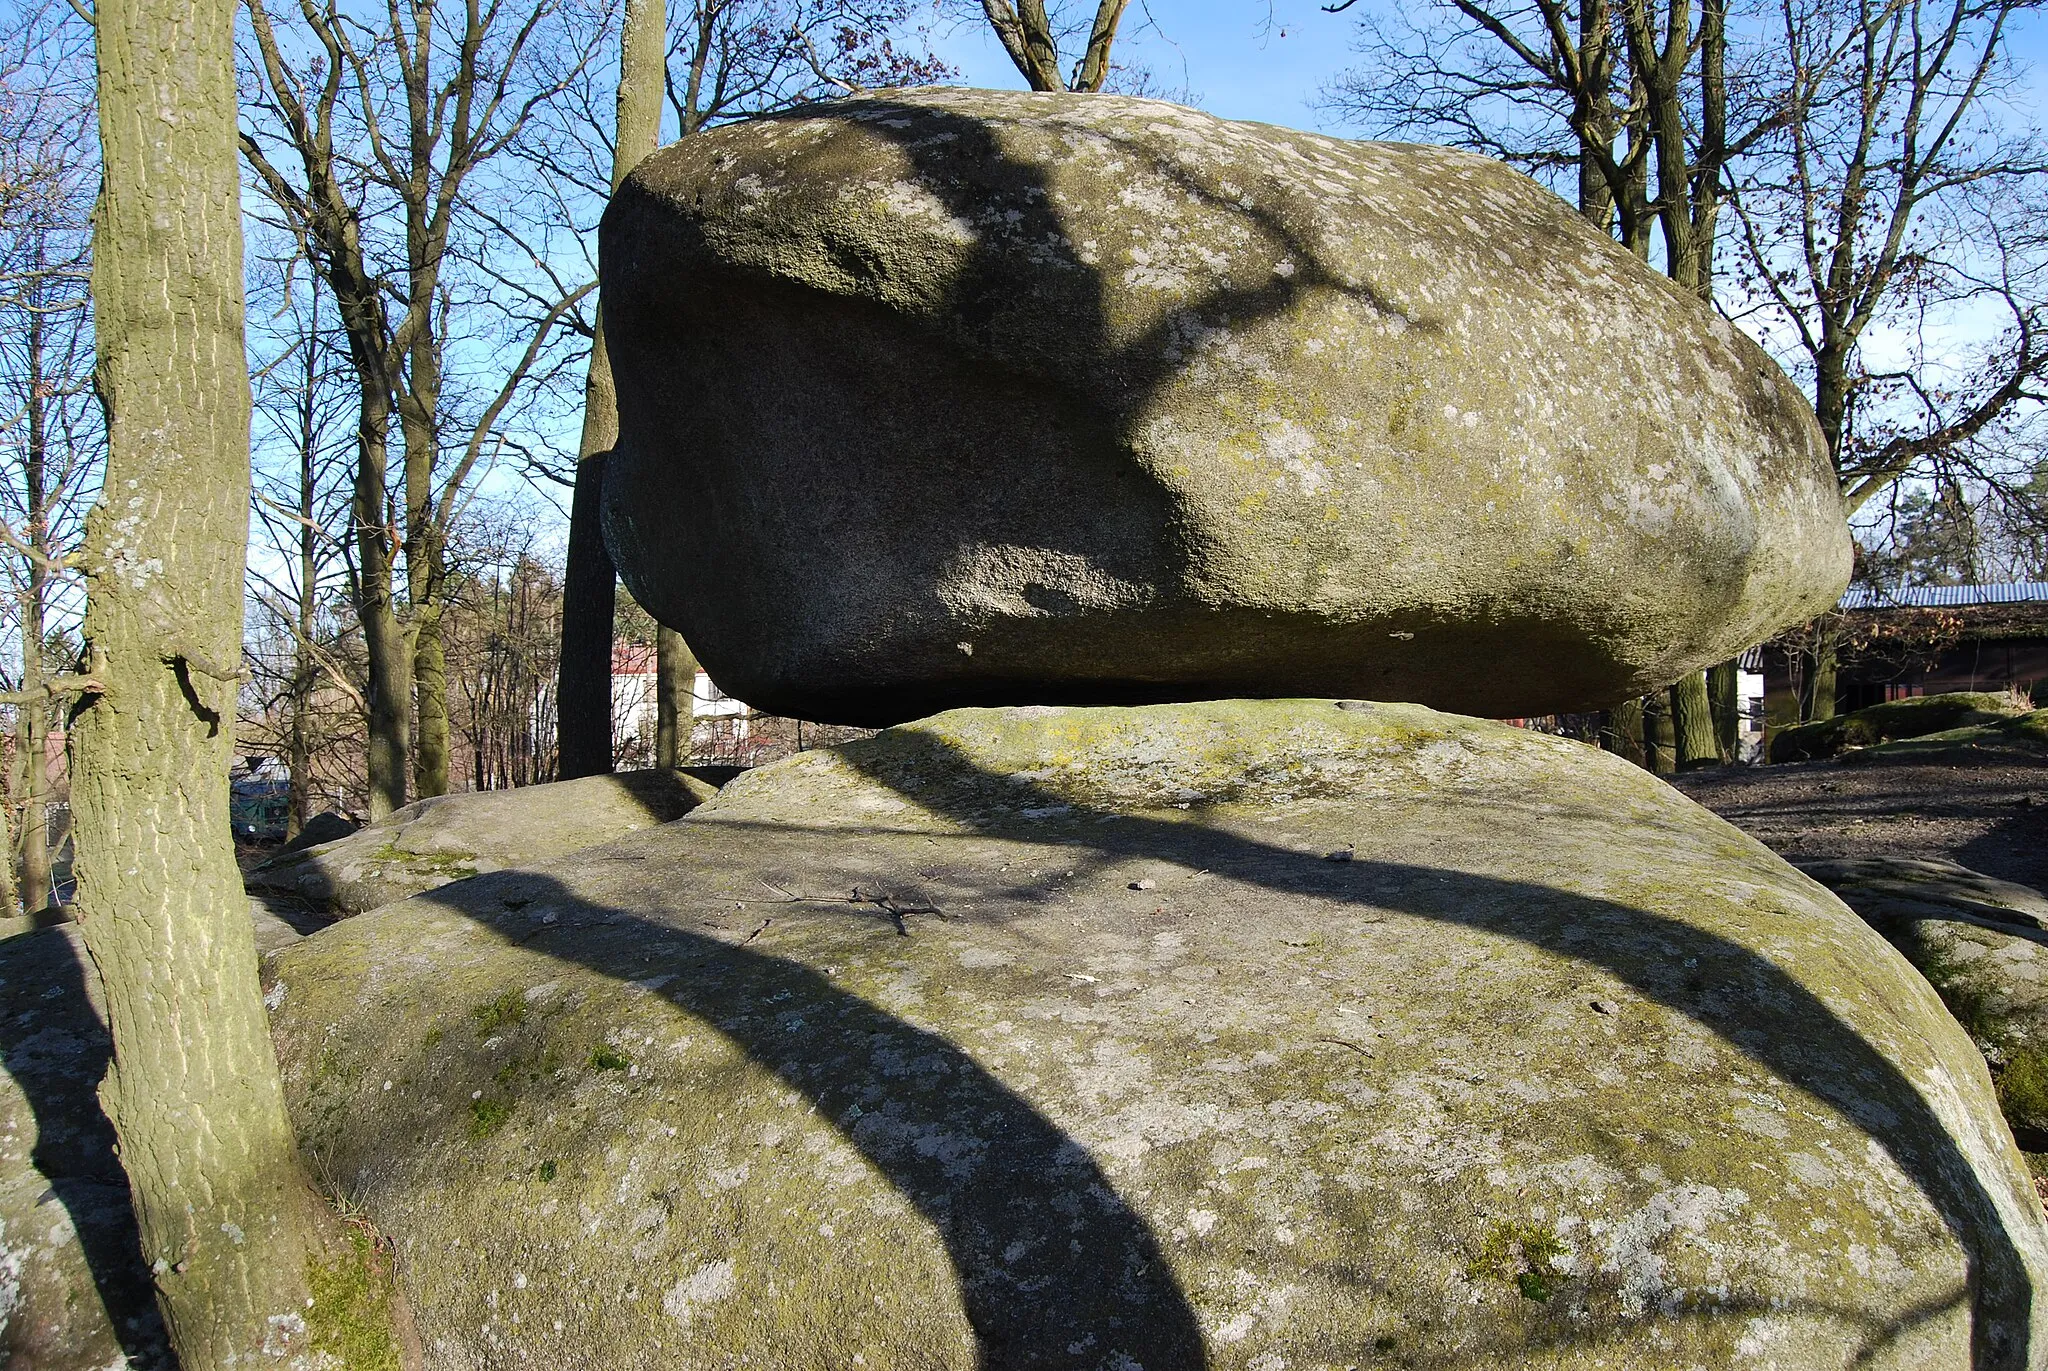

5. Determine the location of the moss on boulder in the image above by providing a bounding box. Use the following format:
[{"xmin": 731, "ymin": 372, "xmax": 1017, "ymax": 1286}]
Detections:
[
  {"xmin": 1842, "ymin": 709, "xmax": 2048, "ymax": 767},
  {"xmin": 249, "ymin": 768, "xmax": 729, "ymax": 915},
  {"xmin": 252, "ymin": 701, "xmax": 2048, "ymax": 1367},
  {"xmin": 602, "ymin": 89, "xmax": 1849, "ymax": 725},
  {"xmin": 1797, "ymin": 856, "xmax": 2048, "ymax": 1148},
  {"xmin": 1769, "ymin": 692, "xmax": 2029, "ymax": 763}
]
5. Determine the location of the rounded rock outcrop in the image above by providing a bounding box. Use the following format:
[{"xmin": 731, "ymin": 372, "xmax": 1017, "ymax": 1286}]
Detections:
[
  {"xmin": 600, "ymin": 88, "xmax": 1850, "ymax": 726},
  {"xmin": 249, "ymin": 701, "xmax": 2046, "ymax": 1368}
]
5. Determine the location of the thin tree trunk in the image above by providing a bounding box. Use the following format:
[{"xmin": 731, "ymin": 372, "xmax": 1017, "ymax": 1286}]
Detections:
[
  {"xmin": 655, "ymin": 625, "xmax": 696, "ymax": 768},
  {"xmin": 556, "ymin": 389, "xmax": 616, "ymax": 778},
  {"xmin": 561, "ymin": 0, "xmax": 667, "ymax": 779},
  {"xmin": 287, "ymin": 301, "xmax": 322, "ymax": 838},
  {"xmin": 1641, "ymin": 690, "xmax": 1676, "ymax": 774},
  {"xmin": 356, "ymin": 425, "xmax": 410, "ymax": 817},
  {"xmin": 1600, "ymin": 698, "xmax": 1646, "ymax": 767},
  {"xmin": 412, "ymin": 592, "xmax": 450, "ymax": 797},
  {"xmin": 1671, "ymin": 670, "xmax": 1718, "ymax": 770},
  {"xmin": 401, "ymin": 307, "xmax": 448, "ymax": 797},
  {"xmin": 18, "ymin": 305, "xmax": 50, "ymax": 913},
  {"xmin": 1802, "ymin": 636, "xmax": 1839, "ymax": 722},
  {"xmin": 16, "ymin": 686, "xmax": 48, "ymax": 915},
  {"xmin": 0, "ymin": 775, "xmax": 18, "ymax": 919},
  {"xmin": 74, "ymin": 0, "xmax": 408, "ymax": 1359},
  {"xmin": 1708, "ymin": 659, "xmax": 1740, "ymax": 762}
]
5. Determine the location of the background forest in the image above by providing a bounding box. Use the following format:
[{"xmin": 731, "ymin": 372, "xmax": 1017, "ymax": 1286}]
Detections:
[{"xmin": 2, "ymin": 0, "xmax": 2046, "ymax": 910}]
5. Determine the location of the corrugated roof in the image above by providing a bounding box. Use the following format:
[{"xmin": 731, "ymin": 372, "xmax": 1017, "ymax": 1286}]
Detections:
[{"xmin": 1840, "ymin": 581, "xmax": 2048, "ymax": 610}]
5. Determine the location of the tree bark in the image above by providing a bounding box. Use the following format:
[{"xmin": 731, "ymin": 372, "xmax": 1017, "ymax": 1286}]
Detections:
[
  {"xmin": 1801, "ymin": 636, "xmax": 1839, "ymax": 722},
  {"xmin": 1600, "ymin": 697, "xmax": 1646, "ymax": 768},
  {"xmin": 1671, "ymin": 670, "xmax": 1718, "ymax": 770},
  {"xmin": 1707, "ymin": 658, "xmax": 1740, "ymax": 762},
  {"xmin": 17, "ymin": 305, "xmax": 51, "ymax": 913},
  {"xmin": 74, "ymin": 0, "xmax": 407, "ymax": 1360},
  {"xmin": 556, "ymin": 345, "xmax": 617, "ymax": 779},
  {"xmin": 287, "ymin": 314, "xmax": 322, "ymax": 838},
  {"xmin": 356, "ymin": 418, "xmax": 411, "ymax": 818},
  {"xmin": 0, "ymin": 771, "xmax": 18, "ymax": 919},
  {"xmin": 560, "ymin": 0, "xmax": 665, "ymax": 778},
  {"xmin": 1641, "ymin": 690, "xmax": 1676, "ymax": 774},
  {"xmin": 412, "ymin": 599, "xmax": 450, "ymax": 795},
  {"xmin": 655, "ymin": 625, "xmax": 696, "ymax": 769},
  {"xmin": 399, "ymin": 259, "xmax": 446, "ymax": 798}
]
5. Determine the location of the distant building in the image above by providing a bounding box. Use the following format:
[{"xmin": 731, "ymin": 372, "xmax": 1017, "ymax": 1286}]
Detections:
[
  {"xmin": 230, "ymin": 755, "xmax": 292, "ymax": 842},
  {"xmin": 1763, "ymin": 581, "xmax": 2048, "ymax": 727},
  {"xmin": 611, "ymin": 643, "xmax": 752, "ymax": 762}
]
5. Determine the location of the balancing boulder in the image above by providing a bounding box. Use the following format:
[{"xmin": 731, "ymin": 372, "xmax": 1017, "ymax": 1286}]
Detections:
[{"xmin": 600, "ymin": 88, "xmax": 1850, "ymax": 725}]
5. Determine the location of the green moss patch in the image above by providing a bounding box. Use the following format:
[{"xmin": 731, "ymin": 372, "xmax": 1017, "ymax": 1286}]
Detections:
[
  {"xmin": 1469, "ymin": 1220, "xmax": 1567, "ymax": 1303},
  {"xmin": 468, "ymin": 1096, "xmax": 512, "ymax": 1138},
  {"xmin": 306, "ymin": 1226, "xmax": 402, "ymax": 1371},
  {"xmin": 473, "ymin": 989, "xmax": 526, "ymax": 1037}
]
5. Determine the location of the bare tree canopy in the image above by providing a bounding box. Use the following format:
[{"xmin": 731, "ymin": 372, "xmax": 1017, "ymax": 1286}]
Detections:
[{"xmin": 1323, "ymin": 0, "xmax": 2048, "ymax": 509}]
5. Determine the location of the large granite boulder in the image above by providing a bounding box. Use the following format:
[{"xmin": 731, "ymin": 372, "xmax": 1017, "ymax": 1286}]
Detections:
[
  {"xmin": 1799, "ymin": 856, "xmax": 2048, "ymax": 1149},
  {"xmin": 601, "ymin": 89, "xmax": 1851, "ymax": 726},
  {"xmin": 248, "ymin": 768, "xmax": 734, "ymax": 915},
  {"xmin": 0, "ymin": 927, "xmax": 168, "ymax": 1369},
  {"xmin": 1843, "ymin": 709, "xmax": 2048, "ymax": 767},
  {"xmin": 1769, "ymin": 692, "xmax": 2030, "ymax": 763},
  {"xmin": 230, "ymin": 701, "xmax": 2048, "ymax": 1367}
]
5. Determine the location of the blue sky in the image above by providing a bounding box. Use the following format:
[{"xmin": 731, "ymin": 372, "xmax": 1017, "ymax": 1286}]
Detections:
[
  {"xmin": 924, "ymin": 0, "xmax": 2048, "ymax": 138},
  {"xmin": 924, "ymin": 1, "xmax": 1364, "ymax": 132}
]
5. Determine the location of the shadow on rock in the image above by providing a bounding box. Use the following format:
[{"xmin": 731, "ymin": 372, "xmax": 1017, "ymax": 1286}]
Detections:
[
  {"xmin": 415, "ymin": 875, "xmax": 1210, "ymax": 1370},
  {"xmin": 0, "ymin": 927, "xmax": 169, "ymax": 1368},
  {"xmin": 799, "ymin": 730, "xmax": 2041, "ymax": 1371}
]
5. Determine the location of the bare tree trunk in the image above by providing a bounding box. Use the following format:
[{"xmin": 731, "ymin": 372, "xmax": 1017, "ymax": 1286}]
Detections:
[
  {"xmin": 560, "ymin": 0, "xmax": 665, "ymax": 778},
  {"xmin": 401, "ymin": 304, "xmax": 448, "ymax": 797},
  {"xmin": 74, "ymin": 0, "xmax": 408, "ymax": 1359},
  {"xmin": 0, "ymin": 774, "xmax": 18, "ymax": 919},
  {"xmin": 557, "ymin": 339, "xmax": 617, "ymax": 779},
  {"xmin": 17, "ymin": 306, "xmax": 51, "ymax": 913},
  {"xmin": 1600, "ymin": 697, "xmax": 1646, "ymax": 767},
  {"xmin": 287, "ymin": 317, "xmax": 321, "ymax": 837},
  {"xmin": 1708, "ymin": 659, "xmax": 1739, "ymax": 762},
  {"xmin": 356, "ymin": 411, "xmax": 411, "ymax": 818},
  {"xmin": 1801, "ymin": 638, "xmax": 1839, "ymax": 722},
  {"xmin": 1641, "ymin": 690, "xmax": 1676, "ymax": 774},
  {"xmin": 1671, "ymin": 670, "xmax": 1718, "ymax": 770},
  {"xmin": 413, "ymin": 600, "xmax": 449, "ymax": 794},
  {"xmin": 655, "ymin": 624, "xmax": 695, "ymax": 768}
]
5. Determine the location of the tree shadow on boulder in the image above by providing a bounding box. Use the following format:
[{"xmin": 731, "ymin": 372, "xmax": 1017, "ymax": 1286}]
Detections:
[{"xmin": 0, "ymin": 927, "xmax": 170, "ymax": 1368}]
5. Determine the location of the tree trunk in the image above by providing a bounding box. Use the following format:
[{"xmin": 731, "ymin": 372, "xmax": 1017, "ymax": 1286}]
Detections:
[
  {"xmin": 1708, "ymin": 659, "xmax": 1740, "ymax": 762},
  {"xmin": 75, "ymin": 0, "xmax": 408, "ymax": 1360},
  {"xmin": 1641, "ymin": 690, "xmax": 1675, "ymax": 774},
  {"xmin": 556, "ymin": 430, "xmax": 616, "ymax": 778},
  {"xmin": 1671, "ymin": 670, "xmax": 1718, "ymax": 770},
  {"xmin": 1600, "ymin": 697, "xmax": 1646, "ymax": 768},
  {"xmin": 1801, "ymin": 635, "xmax": 1839, "ymax": 723},
  {"xmin": 413, "ymin": 600, "xmax": 450, "ymax": 796},
  {"xmin": 16, "ymin": 313, "xmax": 46, "ymax": 912},
  {"xmin": 655, "ymin": 625, "xmax": 696, "ymax": 769},
  {"xmin": 287, "ymin": 339, "xmax": 320, "ymax": 837},
  {"xmin": 16, "ymin": 694, "xmax": 48, "ymax": 915},
  {"xmin": 18, "ymin": 306, "xmax": 51, "ymax": 914},
  {"xmin": 400, "ymin": 291, "xmax": 447, "ymax": 798},
  {"xmin": 0, "ymin": 774, "xmax": 18, "ymax": 919},
  {"xmin": 357, "ymin": 446, "xmax": 411, "ymax": 818},
  {"xmin": 560, "ymin": 0, "xmax": 666, "ymax": 779}
]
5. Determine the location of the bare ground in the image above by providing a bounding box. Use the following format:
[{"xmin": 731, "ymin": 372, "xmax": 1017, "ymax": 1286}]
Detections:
[{"xmin": 1671, "ymin": 755, "xmax": 2048, "ymax": 890}]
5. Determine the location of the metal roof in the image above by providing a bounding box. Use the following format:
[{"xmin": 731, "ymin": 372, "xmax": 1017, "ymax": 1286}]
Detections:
[{"xmin": 1840, "ymin": 581, "xmax": 2048, "ymax": 610}]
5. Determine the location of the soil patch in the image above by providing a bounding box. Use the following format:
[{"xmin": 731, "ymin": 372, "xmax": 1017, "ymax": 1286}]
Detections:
[{"xmin": 1672, "ymin": 755, "xmax": 2048, "ymax": 890}]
